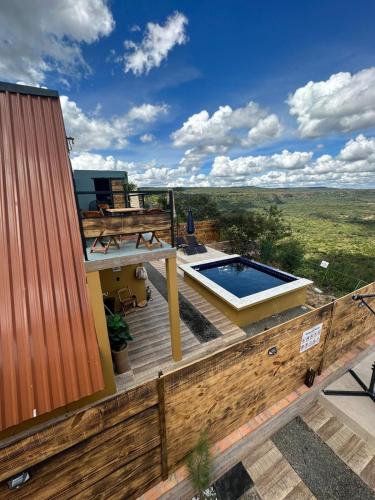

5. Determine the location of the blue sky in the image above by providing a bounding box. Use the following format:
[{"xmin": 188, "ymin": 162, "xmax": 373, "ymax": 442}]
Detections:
[{"xmin": 1, "ymin": 1, "xmax": 375, "ymax": 187}]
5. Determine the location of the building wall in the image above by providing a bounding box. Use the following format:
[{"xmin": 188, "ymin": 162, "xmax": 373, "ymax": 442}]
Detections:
[
  {"xmin": 73, "ymin": 170, "xmax": 127, "ymax": 211},
  {"xmin": 99, "ymin": 265, "xmax": 147, "ymax": 312},
  {"xmin": 0, "ymin": 84, "xmax": 104, "ymax": 433}
]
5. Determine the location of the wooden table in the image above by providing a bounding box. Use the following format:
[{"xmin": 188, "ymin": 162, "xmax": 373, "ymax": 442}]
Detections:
[{"xmin": 105, "ymin": 207, "xmax": 145, "ymax": 214}]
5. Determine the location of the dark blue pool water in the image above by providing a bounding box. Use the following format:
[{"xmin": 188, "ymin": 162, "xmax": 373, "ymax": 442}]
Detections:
[{"xmin": 193, "ymin": 257, "xmax": 296, "ymax": 298}]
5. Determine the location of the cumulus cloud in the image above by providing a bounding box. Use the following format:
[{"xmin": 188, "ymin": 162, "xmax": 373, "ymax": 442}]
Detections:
[
  {"xmin": 172, "ymin": 102, "xmax": 281, "ymax": 149},
  {"xmin": 71, "ymin": 135, "xmax": 375, "ymax": 188},
  {"xmin": 0, "ymin": 0, "xmax": 114, "ymax": 85},
  {"xmin": 207, "ymin": 134, "xmax": 375, "ymax": 187},
  {"xmin": 288, "ymin": 68, "xmax": 375, "ymax": 138},
  {"xmin": 171, "ymin": 101, "xmax": 282, "ymax": 171},
  {"xmin": 72, "ymin": 152, "xmax": 180, "ymax": 186},
  {"xmin": 61, "ymin": 96, "xmax": 168, "ymax": 151},
  {"xmin": 71, "ymin": 152, "xmax": 133, "ymax": 171},
  {"xmin": 211, "ymin": 150, "xmax": 313, "ymax": 178},
  {"xmin": 139, "ymin": 133, "xmax": 155, "ymax": 143},
  {"xmin": 124, "ymin": 12, "xmax": 188, "ymax": 76}
]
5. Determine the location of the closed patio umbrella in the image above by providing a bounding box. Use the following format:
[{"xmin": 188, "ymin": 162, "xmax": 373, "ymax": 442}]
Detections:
[{"xmin": 186, "ymin": 208, "xmax": 195, "ymax": 234}]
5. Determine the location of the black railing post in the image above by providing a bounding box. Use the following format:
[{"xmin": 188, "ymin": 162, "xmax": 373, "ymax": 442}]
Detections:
[
  {"xmin": 124, "ymin": 184, "xmax": 129, "ymax": 207},
  {"xmin": 69, "ymin": 163, "xmax": 88, "ymax": 261}
]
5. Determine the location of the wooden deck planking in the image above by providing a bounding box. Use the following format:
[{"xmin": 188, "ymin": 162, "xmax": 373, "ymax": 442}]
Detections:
[
  {"xmin": 151, "ymin": 260, "xmax": 247, "ymax": 344},
  {"xmin": 302, "ymin": 404, "xmax": 375, "ymax": 491},
  {"xmin": 125, "ymin": 283, "xmax": 201, "ymax": 379},
  {"xmin": 243, "ymin": 440, "xmax": 315, "ymax": 500}
]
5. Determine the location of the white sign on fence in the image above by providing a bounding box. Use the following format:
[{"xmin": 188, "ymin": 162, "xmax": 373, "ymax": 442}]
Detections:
[{"xmin": 300, "ymin": 323, "xmax": 323, "ymax": 353}]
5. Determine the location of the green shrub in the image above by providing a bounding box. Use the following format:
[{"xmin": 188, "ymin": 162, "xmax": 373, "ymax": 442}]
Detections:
[
  {"xmin": 187, "ymin": 431, "xmax": 212, "ymax": 499},
  {"xmin": 276, "ymin": 238, "xmax": 305, "ymax": 273}
]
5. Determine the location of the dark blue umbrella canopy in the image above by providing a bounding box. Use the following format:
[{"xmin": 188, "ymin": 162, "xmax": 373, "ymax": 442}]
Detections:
[{"xmin": 186, "ymin": 208, "xmax": 195, "ymax": 234}]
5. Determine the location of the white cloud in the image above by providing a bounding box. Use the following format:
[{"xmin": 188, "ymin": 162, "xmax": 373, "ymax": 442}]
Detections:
[
  {"xmin": 71, "ymin": 152, "xmax": 132, "ymax": 171},
  {"xmin": 0, "ymin": 0, "xmax": 114, "ymax": 85},
  {"xmin": 288, "ymin": 68, "xmax": 375, "ymax": 138},
  {"xmin": 61, "ymin": 96, "xmax": 168, "ymax": 151},
  {"xmin": 207, "ymin": 134, "xmax": 375, "ymax": 187},
  {"xmin": 338, "ymin": 134, "xmax": 375, "ymax": 162},
  {"xmin": 130, "ymin": 24, "xmax": 141, "ymax": 33},
  {"xmin": 211, "ymin": 150, "xmax": 313, "ymax": 178},
  {"xmin": 140, "ymin": 133, "xmax": 155, "ymax": 143},
  {"xmin": 71, "ymin": 134, "xmax": 375, "ymax": 188},
  {"xmin": 172, "ymin": 102, "xmax": 281, "ymax": 149},
  {"xmin": 126, "ymin": 103, "xmax": 168, "ymax": 122},
  {"xmin": 172, "ymin": 102, "xmax": 282, "ymax": 171},
  {"xmin": 124, "ymin": 12, "xmax": 188, "ymax": 76}
]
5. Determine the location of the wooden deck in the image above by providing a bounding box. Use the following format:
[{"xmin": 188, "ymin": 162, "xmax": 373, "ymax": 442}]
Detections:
[
  {"xmin": 151, "ymin": 259, "xmax": 246, "ymax": 345},
  {"xmin": 120, "ymin": 282, "xmax": 201, "ymax": 384}
]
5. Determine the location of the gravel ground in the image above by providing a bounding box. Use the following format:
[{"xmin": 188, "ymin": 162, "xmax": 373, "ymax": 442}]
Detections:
[{"xmin": 272, "ymin": 417, "xmax": 375, "ymax": 500}]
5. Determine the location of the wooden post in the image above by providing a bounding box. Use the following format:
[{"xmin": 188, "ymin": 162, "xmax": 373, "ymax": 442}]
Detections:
[
  {"xmin": 86, "ymin": 271, "xmax": 116, "ymax": 395},
  {"xmin": 318, "ymin": 300, "xmax": 336, "ymax": 374},
  {"xmin": 165, "ymin": 256, "xmax": 182, "ymax": 361},
  {"xmin": 157, "ymin": 371, "xmax": 169, "ymax": 480}
]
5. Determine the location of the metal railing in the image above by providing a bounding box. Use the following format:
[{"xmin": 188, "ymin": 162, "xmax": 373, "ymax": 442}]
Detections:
[{"xmin": 73, "ymin": 187, "xmax": 175, "ymax": 259}]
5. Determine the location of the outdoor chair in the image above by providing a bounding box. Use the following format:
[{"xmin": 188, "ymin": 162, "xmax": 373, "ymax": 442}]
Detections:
[
  {"xmin": 184, "ymin": 245, "xmax": 198, "ymax": 255},
  {"xmin": 98, "ymin": 203, "xmax": 110, "ymax": 215},
  {"xmin": 117, "ymin": 287, "xmax": 137, "ymax": 315},
  {"xmin": 176, "ymin": 236, "xmax": 188, "ymax": 248},
  {"xmin": 186, "ymin": 235, "xmax": 207, "ymax": 253}
]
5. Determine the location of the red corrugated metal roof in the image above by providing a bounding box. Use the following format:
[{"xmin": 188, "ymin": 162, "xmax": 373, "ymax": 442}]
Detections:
[{"xmin": 0, "ymin": 83, "xmax": 104, "ymax": 431}]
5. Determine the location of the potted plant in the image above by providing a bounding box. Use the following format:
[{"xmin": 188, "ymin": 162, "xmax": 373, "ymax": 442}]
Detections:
[{"xmin": 106, "ymin": 314, "xmax": 133, "ymax": 374}]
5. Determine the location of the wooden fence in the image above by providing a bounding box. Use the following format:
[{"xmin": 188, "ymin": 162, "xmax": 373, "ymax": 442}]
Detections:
[
  {"xmin": 159, "ymin": 219, "xmax": 219, "ymax": 244},
  {"xmin": 0, "ymin": 283, "xmax": 373, "ymax": 498}
]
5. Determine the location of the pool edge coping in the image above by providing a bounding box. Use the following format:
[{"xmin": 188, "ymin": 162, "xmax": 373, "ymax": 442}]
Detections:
[{"xmin": 179, "ymin": 254, "xmax": 313, "ymax": 310}]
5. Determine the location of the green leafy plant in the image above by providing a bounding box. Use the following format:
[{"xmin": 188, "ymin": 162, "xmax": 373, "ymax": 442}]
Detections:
[
  {"xmin": 276, "ymin": 238, "xmax": 305, "ymax": 273},
  {"xmin": 187, "ymin": 431, "xmax": 213, "ymax": 499},
  {"xmin": 106, "ymin": 314, "xmax": 133, "ymax": 351}
]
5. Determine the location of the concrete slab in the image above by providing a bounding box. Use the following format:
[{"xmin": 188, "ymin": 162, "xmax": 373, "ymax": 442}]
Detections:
[
  {"xmin": 319, "ymin": 352, "xmax": 375, "ymax": 448},
  {"xmin": 84, "ymin": 238, "xmax": 175, "ymax": 272},
  {"xmin": 177, "ymin": 245, "xmax": 227, "ymax": 265}
]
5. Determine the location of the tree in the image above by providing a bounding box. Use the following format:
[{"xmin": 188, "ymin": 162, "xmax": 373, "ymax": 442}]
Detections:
[
  {"xmin": 220, "ymin": 211, "xmax": 266, "ymax": 256},
  {"xmin": 174, "ymin": 191, "xmax": 220, "ymax": 221},
  {"xmin": 276, "ymin": 238, "xmax": 305, "ymax": 273},
  {"xmin": 220, "ymin": 205, "xmax": 291, "ymax": 259},
  {"xmin": 187, "ymin": 431, "xmax": 213, "ymax": 499}
]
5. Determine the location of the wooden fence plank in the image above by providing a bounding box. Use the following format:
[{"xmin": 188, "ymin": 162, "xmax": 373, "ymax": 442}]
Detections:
[
  {"xmin": 79, "ymin": 447, "xmax": 162, "ymax": 500},
  {"xmin": 163, "ymin": 303, "xmax": 333, "ymax": 468},
  {"xmin": 0, "ymin": 380, "xmax": 158, "ymax": 482},
  {"xmin": 0, "ymin": 407, "xmax": 160, "ymax": 499},
  {"xmin": 158, "ymin": 373, "xmax": 169, "ymax": 480},
  {"xmin": 323, "ymin": 283, "xmax": 375, "ymax": 368}
]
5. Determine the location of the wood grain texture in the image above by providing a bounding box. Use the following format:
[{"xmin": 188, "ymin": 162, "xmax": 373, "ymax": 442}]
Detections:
[
  {"xmin": 0, "ymin": 407, "xmax": 160, "ymax": 499},
  {"xmin": 82, "ymin": 213, "xmax": 171, "ymax": 238},
  {"xmin": 322, "ymin": 283, "xmax": 375, "ymax": 369},
  {"xmin": 158, "ymin": 220, "xmax": 219, "ymax": 244},
  {"xmin": 0, "ymin": 380, "xmax": 157, "ymax": 482},
  {"xmin": 164, "ymin": 303, "xmax": 333, "ymax": 468},
  {"xmin": 80, "ymin": 447, "xmax": 162, "ymax": 499}
]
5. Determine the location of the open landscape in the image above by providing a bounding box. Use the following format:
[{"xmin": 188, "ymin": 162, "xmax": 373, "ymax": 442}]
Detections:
[{"xmin": 176, "ymin": 187, "xmax": 375, "ymax": 296}]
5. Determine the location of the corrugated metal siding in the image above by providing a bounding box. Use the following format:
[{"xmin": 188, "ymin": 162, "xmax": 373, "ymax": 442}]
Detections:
[{"xmin": 0, "ymin": 88, "xmax": 104, "ymax": 431}]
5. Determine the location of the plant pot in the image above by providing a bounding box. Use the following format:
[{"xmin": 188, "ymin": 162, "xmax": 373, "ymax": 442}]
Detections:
[{"xmin": 112, "ymin": 344, "xmax": 130, "ymax": 374}]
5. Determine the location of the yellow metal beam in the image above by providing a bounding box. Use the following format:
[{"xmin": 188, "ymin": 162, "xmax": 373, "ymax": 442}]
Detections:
[
  {"xmin": 86, "ymin": 271, "xmax": 116, "ymax": 395},
  {"xmin": 165, "ymin": 257, "xmax": 182, "ymax": 361}
]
